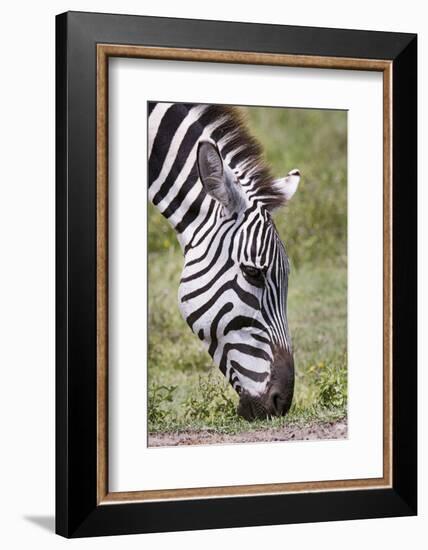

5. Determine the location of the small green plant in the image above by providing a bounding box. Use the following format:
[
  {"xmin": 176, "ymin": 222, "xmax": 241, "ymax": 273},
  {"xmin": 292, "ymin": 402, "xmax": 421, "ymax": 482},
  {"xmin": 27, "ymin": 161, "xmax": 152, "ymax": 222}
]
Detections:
[
  {"xmin": 318, "ymin": 362, "xmax": 347, "ymax": 410},
  {"xmin": 183, "ymin": 374, "xmax": 237, "ymax": 423},
  {"xmin": 148, "ymin": 384, "xmax": 177, "ymax": 426}
]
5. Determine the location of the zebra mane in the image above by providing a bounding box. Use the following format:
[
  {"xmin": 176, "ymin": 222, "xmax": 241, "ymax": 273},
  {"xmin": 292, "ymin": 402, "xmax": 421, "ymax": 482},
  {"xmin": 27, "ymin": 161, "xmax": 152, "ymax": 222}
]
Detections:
[{"xmin": 204, "ymin": 104, "xmax": 287, "ymax": 210}]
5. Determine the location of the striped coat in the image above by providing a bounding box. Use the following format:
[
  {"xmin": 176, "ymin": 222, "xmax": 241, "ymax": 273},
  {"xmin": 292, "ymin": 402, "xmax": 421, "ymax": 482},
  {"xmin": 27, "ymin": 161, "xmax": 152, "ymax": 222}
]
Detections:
[{"xmin": 148, "ymin": 102, "xmax": 300, "ymax": 420}]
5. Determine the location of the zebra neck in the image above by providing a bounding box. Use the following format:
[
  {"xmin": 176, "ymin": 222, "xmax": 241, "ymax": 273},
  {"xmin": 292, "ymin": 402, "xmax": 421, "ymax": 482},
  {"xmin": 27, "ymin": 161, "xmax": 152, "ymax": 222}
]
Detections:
[{"xmin": 148, "ymin": 102, "xmax": 229, "ymax": 249}]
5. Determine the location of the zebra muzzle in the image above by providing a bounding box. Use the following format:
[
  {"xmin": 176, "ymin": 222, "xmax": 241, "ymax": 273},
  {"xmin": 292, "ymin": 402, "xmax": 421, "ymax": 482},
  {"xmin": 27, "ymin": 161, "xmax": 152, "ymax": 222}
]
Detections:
[
  {"xmin": 237, "ymin": 394, "xmax": 268, "ymax": 421},
  {"xmin": 237, "ymin": 349, "xmax": 295, "ymax": 421}
]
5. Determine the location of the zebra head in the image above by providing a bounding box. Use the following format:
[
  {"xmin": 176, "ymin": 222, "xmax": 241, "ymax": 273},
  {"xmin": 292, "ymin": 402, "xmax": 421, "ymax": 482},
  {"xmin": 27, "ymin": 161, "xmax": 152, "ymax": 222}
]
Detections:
[{"xmin": 179, "ymin": 140, "xmax": 300, "ymax": 421}]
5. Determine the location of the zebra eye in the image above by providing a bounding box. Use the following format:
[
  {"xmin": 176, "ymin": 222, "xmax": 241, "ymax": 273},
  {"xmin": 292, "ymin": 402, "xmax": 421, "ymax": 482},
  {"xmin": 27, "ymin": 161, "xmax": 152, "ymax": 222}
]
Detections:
[{"xmin": 241, "ymin": 264, "xmax": 264, "ymax": 283}]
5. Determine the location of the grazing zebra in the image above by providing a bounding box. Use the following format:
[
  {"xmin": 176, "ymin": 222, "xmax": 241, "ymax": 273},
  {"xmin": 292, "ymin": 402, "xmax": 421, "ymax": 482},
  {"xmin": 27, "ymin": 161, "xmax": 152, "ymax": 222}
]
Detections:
[{"xmin": 148, "ymin": 102, "xmax": 300, "ymax": 420}]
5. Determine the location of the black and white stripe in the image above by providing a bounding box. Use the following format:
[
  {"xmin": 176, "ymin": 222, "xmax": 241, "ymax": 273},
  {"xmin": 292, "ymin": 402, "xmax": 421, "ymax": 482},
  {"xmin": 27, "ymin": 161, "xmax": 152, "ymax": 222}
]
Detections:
[{"xmin": 148, "ymin": 102, "xmax": 300, "ymax": 419}]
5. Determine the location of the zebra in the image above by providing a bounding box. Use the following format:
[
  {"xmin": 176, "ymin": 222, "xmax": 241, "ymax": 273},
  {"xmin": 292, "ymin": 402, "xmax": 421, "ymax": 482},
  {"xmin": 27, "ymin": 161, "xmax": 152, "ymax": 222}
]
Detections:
[{"xmin": 148, "ymin": 102, "xmax": 300, "ymax": 421}]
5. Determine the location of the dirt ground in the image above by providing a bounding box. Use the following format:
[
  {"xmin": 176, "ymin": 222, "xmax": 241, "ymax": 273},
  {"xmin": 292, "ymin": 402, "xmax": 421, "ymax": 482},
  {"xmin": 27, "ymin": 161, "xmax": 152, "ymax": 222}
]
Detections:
[{"xmin": 149, "ymin": 419, "xmax": 347, "ymax": 447}]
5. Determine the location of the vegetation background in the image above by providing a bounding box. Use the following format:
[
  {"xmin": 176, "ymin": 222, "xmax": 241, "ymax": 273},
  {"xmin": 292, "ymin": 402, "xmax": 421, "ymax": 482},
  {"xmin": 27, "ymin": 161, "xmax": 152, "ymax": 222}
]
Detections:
[{"xmin": 148, "ymin": 106, "xmax": 348, "ymax": 439}]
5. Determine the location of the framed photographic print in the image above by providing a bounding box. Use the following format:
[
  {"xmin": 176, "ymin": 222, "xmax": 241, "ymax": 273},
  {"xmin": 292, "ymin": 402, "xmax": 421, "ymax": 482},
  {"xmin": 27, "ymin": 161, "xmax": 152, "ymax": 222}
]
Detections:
[{"xmin": 56, "ymin": 11, "xmax": 417, "ymax": 538}]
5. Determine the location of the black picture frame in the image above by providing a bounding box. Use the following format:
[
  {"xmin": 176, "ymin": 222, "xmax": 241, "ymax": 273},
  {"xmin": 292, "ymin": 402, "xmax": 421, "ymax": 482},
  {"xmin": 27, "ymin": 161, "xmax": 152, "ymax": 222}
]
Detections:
[{"xmin": 56, "ymin": 11, "xmax": 417, "ymax": 538}]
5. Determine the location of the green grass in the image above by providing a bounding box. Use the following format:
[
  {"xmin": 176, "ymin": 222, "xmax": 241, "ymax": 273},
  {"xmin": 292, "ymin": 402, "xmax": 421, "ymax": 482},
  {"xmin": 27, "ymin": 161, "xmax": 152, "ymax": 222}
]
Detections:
[{"xmin": 148, "ymin": 106, "xmax": 347, "ymax": 434}]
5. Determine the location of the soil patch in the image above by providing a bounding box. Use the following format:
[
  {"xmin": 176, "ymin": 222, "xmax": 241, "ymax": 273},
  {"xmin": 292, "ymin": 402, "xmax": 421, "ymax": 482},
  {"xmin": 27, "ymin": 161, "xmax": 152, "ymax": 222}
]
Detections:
[{"xmin": 149, "ymin": 419, "xmax": 347, "ymax": 447}]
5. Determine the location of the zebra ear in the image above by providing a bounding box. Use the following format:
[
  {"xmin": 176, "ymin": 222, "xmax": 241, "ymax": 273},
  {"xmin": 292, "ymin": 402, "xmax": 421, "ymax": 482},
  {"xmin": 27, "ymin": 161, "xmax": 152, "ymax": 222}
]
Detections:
[
  {"xmin": 271, "ymin": 169, "xmax": 300, "ymax": 206},
  {"xmin": 197, "ymin": 141, "xmax": 245, "ymax": 213}
]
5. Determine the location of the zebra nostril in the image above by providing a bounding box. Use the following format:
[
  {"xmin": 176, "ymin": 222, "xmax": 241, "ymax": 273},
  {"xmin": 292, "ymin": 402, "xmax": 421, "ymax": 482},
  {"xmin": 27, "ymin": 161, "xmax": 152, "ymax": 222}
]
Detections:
[
  {"xmin": 268, "ymin": 388, "xmax": 291, "ymax": 416},
  {"xmin": 272, "ymin": 392, "xmax": 279, "ymax": 411},
  {"xmin": 270, "ymin": 392, "xmax": 283, "ymax": 415}
]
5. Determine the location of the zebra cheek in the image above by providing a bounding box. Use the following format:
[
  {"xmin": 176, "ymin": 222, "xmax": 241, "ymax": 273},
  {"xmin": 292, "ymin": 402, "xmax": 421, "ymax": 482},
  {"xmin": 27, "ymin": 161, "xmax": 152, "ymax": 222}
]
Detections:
[{"xmin": 178, "ymin": 295, "xmax": 209, "ymax": 344}]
